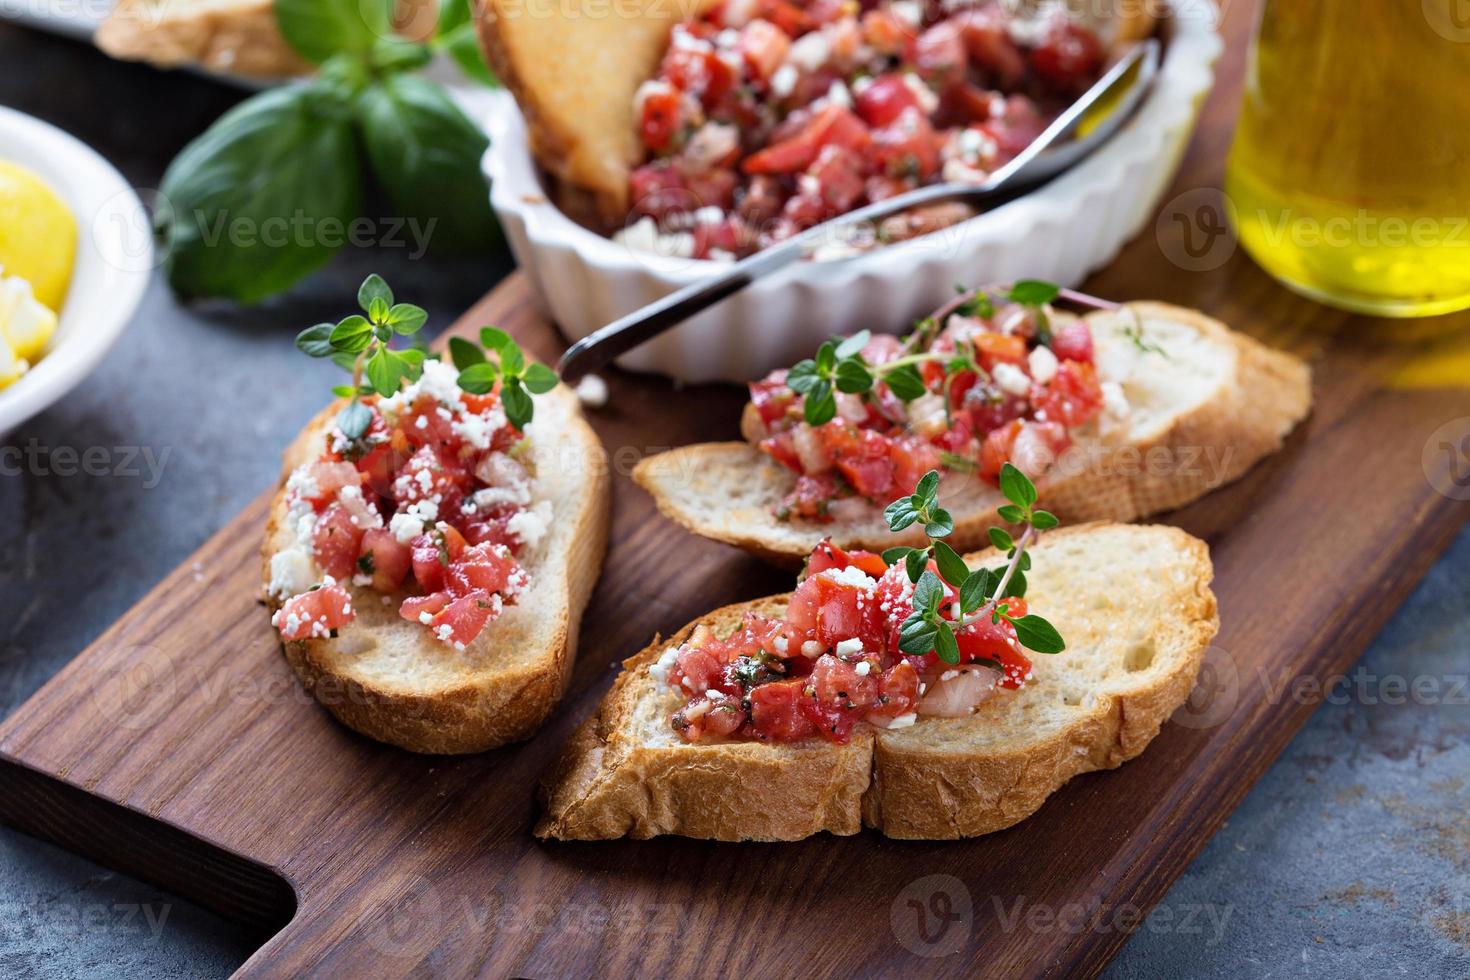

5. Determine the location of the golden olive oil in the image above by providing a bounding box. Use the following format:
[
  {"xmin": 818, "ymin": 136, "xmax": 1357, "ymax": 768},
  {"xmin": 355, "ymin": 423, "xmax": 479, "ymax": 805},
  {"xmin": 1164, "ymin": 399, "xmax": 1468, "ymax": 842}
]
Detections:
[{"xmin": 1225, "ymin": 1, "xmax": 1470, "ymax": 317}]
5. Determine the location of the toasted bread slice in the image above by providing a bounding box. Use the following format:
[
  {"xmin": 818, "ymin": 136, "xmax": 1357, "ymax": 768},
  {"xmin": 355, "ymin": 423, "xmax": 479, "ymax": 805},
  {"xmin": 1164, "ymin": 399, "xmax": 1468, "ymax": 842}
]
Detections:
[
  {"xmin": 476, "ymin": 0, "xmax": 720, "ymax": 229},
  {"xmin": 634, "ymin": 302, "xmax": 1312, "ymax": 565},
  {"xmin": 96, "ymin": 0, "xmax": 312, "ymax": 78},
  {"xmin": 538, "ymin": 522, "xmax": 1216, "ymax": 840},
  {"xmin": 261, "ymin": 384, "xmax": 610, "ymax": 754}
]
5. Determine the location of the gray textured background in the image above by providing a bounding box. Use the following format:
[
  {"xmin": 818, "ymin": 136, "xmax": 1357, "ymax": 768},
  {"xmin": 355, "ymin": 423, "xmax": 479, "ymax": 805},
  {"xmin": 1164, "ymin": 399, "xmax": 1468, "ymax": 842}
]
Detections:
[{"xmin": 1, "ymin": 24, "xmax": 1467, "ymax": 979}]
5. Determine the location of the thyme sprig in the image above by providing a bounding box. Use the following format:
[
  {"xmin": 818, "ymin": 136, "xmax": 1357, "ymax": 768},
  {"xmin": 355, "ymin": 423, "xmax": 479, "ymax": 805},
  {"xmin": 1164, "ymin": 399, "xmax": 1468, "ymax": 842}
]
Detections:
[{"xmin": 882, "ymin": 465, "xmax": 1064, "ymax": 666}]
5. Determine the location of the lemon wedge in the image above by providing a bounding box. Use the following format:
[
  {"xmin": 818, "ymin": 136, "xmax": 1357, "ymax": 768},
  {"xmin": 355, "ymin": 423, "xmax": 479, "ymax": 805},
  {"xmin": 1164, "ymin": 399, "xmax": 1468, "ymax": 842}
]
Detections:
[
  {"xmin": 0, "ymin": 160, "xmax": 77, "ymax": 313},
  {"xmin": 0, "ymin": 273, "xmax": 58, "ymax": 390}
]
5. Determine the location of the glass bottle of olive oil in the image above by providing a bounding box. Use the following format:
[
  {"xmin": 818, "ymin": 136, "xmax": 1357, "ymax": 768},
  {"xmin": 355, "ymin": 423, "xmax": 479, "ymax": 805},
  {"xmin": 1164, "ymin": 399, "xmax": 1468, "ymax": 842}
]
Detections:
[{"xmin": 1225, "ymin": 1, "xmax": 1470, "ymax": 317}]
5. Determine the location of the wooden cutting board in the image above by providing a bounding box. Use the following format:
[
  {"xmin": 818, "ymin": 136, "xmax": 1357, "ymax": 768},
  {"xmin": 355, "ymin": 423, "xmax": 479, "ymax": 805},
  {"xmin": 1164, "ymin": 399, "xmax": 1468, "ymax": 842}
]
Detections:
[{"xmin": 5, "ymin": 9, "xmax": 1470, "ymax": 978}]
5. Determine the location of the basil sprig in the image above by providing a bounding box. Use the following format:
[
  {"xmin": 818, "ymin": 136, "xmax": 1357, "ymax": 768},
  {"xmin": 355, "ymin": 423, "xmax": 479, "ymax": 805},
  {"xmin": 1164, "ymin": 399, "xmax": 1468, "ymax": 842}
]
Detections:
[
  {"xmin": 157, "ymin": 0, "xmax": 500, "ymax": 303},
  {"xmin": 883, "ymin": 465, "xmax": 1065, "ymax": 666}
]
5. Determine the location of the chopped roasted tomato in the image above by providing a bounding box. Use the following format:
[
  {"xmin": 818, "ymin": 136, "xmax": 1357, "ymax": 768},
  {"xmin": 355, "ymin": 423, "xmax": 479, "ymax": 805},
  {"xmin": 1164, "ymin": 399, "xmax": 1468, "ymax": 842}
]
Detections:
[
  {"xmin": 275, "ymin": 585, "xmax": 354, "ymax": 642},
  {"xmin": 785, "ymin": 567, "xmax": 882, "ymax": 651},
  {"xmin": 749, "ymin": 679, "xmax": 821, "ymax": 741}
]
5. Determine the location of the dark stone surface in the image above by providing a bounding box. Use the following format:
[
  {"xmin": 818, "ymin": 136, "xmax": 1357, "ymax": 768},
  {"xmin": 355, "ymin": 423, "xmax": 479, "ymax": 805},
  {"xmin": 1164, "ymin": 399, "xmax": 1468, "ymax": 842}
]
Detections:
[{"xmin": 1, "ymin": 22, "xmax": 1466, "ymax": 980}]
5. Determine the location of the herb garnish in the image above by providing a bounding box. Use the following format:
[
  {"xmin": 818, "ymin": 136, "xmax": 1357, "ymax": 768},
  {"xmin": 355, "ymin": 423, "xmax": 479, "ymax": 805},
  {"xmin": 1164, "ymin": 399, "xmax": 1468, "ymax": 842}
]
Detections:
[
  {"xmin": 880, "ymin": 465, "xmax": 1065, "ymax": 666},
  {"xmin": 295, "ymin": 273, "xmax": 557, "ymax": 439},
  {"xmin": 783, "ymin": 280, "xmax": 1062, "ymax": 427}
]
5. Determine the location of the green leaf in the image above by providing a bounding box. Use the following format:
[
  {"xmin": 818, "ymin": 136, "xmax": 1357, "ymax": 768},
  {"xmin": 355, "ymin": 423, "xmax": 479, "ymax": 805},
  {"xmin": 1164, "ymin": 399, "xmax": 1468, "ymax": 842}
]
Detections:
[
  {"xmin": 834, "ymin": 330, "xmax": 870, "ymax": 360},
  {"xmin": 1031, "ymin": 509, "xmax": 1059, "ymax": 530},
  {"xmin": 881, "ymin": 546, "xmax": 913, "ymax": 567},
  {"xmin": 913, "ymin": 570, "xmax": 944, "ymax": 614},
  {"xmin": 988, "ymin": 527, "xmax": 1014, "ymax": 551},
  {"xmin": 933, "ymin": 622, "xmax": 960, "ymax": 665},
  {"xmin": 925, "ymin": 508, "xmax": 954, "ymax": 539},
  {"xmin": 914, "ymin": 470, "xmax": 940, "ymax": 504},
  {"xmin": 331, "ymin": 384, "xmax": 357, "ymax": 397},
  {"xmin": 156, "ymin": 84, "xmax": 361, "ymax": 303},
  {"xmin": 521, "ymin": 362, "xmax": 559, "ymax": 394},
  {"xmin": 957, "ymin": 290, "xmax": 994, "ymax": 319},
  {"xmin": 939, "ymin": 451, "xmax": 976, "ymax": 473},
  {"xmin": 932, "ymin": 540, "xmax": 969, "ymax": 588},
  {"xmin": 898, "ymin": 612, "xmax": 939, "ymax": 656},
  {"xmin": 357, "ymin": 274, "xmax": 392, "ymax": 312},
  {"xmin": 803, "ymin": 383, "xmax": 836, "ymax": 426},
  {"xmin": 387, "ymin": 303, "xmax": 428, "ymax": 335},
  {"xmin": 786, "ymin": 359, "xmax": 822, "ymax": 394},
  {"xmin": 997, "ymin": 504, "xmax": 1026, "ymax": 524},
  {"xmin": 365, "ymin": 348, "xmax": 402, "ymax": 396},
  {"xmin": 904, "ymin": 548, "xmax": 928, "ymax": 584},
  {"xmin": 330, "ymin": 350, "xmax": 359, "ymax": 372},
  {"xmin": 1010, "ymin": 614, "xmax": 1065, "ymax": 654},
  {"xmin": 502, "ymin": 377, "xmax": 534, "ymax": 428},
  {"xmin": 1007, "ymin": 279, "xmax": 1061, "ymax": 308},
  {"xmin": 480, "ymin": 326, "xmax": 514, "ymax": 354},
  {"xmin": 295, "ymin": 322, "xmax": 335, "ymax": 357},
  {"xmin": 448, "ymin": 336, "xmax": 485, "ymax": 371},
  {"xmin": 883, "ymin": 364, "xmax": 927, "ymax": 401},
  {"xmin": 354, "ymin": 73, "xmax": 499, "ymax": 252},
  {"xmin": 834, "ymin": 359, "xmax": 873, "ymax": 394},
  {"xmin": 457, "ymin": 362, "xmax": 498, "ymax": 395},
  {"xmin": 336, "ymin": 399, "xmax": 371, "ymax": 440},
  {"xmin": 960, "ymin": 568, "xmax": 997, "ymax": 613},
  {"xmin": 814, "ymin": 340, "xmax": 837, "ymax": 372},
  {"xmin": 395, "ymin": 347, "xmax": 425, "ymax": 366},
  {"xmin": 434, "ymin": 0, "xmax": 499, "ymax": 87},
  {"xmin": 368, "ymin": 37, "xmax": 432, "ymax": 74},
  {"xmin": 330, "ymin": 315, "xmax": 373, "ymax": 352},
  {"xmin": 1005, "ymin": 567, "xmax": 1028, "ymax": 598},
  {"xmin": 999, "ymin": 463, "xmax": 1037, "ymax": 509},
  {"xmin": 275, "ymin": 0, "xmax": 392, "ymax": 64},
  {"xmin": 884, "ymin": 498, "xmax": 918, "ymax": 532}
]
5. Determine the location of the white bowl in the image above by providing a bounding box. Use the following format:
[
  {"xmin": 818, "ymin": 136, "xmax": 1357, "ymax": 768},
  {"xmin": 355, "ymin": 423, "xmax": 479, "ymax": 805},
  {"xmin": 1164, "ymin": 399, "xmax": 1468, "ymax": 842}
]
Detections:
[
  {"xmin": 482, "ymin": 0, "xmax": 1222, "ymax": 384},
  {"xmin": 0, "ymin": 106, "xmax": 152, "ymax": 437}
]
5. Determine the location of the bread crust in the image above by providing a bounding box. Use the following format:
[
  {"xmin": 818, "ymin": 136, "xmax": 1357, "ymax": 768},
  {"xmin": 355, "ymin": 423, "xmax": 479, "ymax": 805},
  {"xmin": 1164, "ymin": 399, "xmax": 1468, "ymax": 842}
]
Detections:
[
  {"xmin": 634, "ymin": 302, "xmax": 1313, "ymax": 565},
  {"xmin": 261, "ymin": 384, "xmax": 610, "ymax": 754},
  {"xmin": 96, "ymin": 0, "xmax": 313, "ymax": 78},
  {"xmin": 539, "ymin": 523, "xmax": 1219, "ymax": 841}
]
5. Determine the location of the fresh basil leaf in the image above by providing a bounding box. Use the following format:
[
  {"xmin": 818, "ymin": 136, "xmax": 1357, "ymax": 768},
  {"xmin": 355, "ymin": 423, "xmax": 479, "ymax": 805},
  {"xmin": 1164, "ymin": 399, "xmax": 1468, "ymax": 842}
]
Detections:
[
  {"xmin": 834, "ymin": 330, "xmax": 870, "ymax": 360},
  {"xmin": 1007, "ymin": 279, "xmax": 1061, "ymax": 308},
  {"xmin": 522, "ymin": 362, "xmax": 559, "ymax": 394},
  {"xmin": 387, "ymin": 302, "xmax": 427, "ymax": 335},
  {"xmin": 924, "ymin": 508, "xmax": 954, "ymax": 538},
  {"xmin": 999, "ymin": 463, "xmax": 1037, "ymax": 508},
  {"xmin": 330, "ymin": 315, "xmax": 373, "ymax": 352},
  {"xmin": 933, "ymin": 621, "xmax": 960, "ymax": 665},
  {"xmin": 295, "ymin": 322, "xmax": 335, "ymax": 356},
  {"xmin": 883, "ymin": 363, "xmax": 927, "ymax": 401},
  {"xmin": 157, "ymin": 83, "xmax": 361, "ymax": 303},
  {"xmin": 898, "ymin": 612, "xmax": 938, "ymax": 656},
  {"xmin": 960, "ymin": 568, "xmax": 997, "ymax": 613},
  {"xmin": 457, "ymin": 362, "xmax": 498, "ymax": 394},
  {"xmin": 365, "ymin": 348, "xmax": 402, "ymax": 396},
  {"xmin": 1032, "ymin": 509, "xmax": 1059, "ymax": 530},
  {"xmin": 884, "ymin": 498, "xmax": 918, "ymax": 532},
  {"xmin": 275, "ymin": 0, "xmax": 391, "ymax": 64},
  {"xmin": 1011, "ymin": 614, "xmax": 1064, "ymax": 653},
  {"xmin": 881, "ymin": 546, "xmax": 912, "ymax": 567},
  {"xmin": 904, "ymin": 548, "xmax": 927, "ymax": 584},
  {"xmin": 355, "ymin": 73, "xmax": 498, "ymax": 251},
  {"xmin": 336, "ymin": 399, "xmax": 371, "ymax": 439},
  {"xmin": 449, "ymin": 336, "xmax": 485, "ymax": 370},
  {"xmin": 502, "ymin": 377, "xmax": 534, "ymax": 428},
  {"xmin": 368, "ymin": 37, "xmax": 433, "ymax": 74},
  {"xmin": 913, "ymin": 570, "xmax": 944, "ymax": 614},
  {"xmin": 834, "ymin": 359, "xmax": 873, "ymax": 394},
  {"xmin": 932, "ymin": 540, "xmax": 969, "ymax": 588},
  {"xmin": 803, "ymin": 383, "xmax": 836, "ymax": 426},
  {"xmin": 988, "ymin": 527, "xmax": 1014, "ymax": 551}
]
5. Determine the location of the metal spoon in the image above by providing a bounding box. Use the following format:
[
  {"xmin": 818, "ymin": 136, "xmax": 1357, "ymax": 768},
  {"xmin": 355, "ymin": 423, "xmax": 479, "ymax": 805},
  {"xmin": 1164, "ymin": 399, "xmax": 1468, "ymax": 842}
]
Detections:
[{"xmin": 558, "ymin": 39, "xmax": 1160, "ymax": 383}]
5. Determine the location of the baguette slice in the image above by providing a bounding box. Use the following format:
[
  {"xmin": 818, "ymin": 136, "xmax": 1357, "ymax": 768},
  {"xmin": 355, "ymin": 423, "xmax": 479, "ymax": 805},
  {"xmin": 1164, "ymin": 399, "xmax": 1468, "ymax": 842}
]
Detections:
[
  {"xmin": 538, "ymin": 522, "xmax": 1217, "ymax": 841},
  {"xmin": 634, "ymin": 302, "xmax": 1312, "ymax": 565},
  {"xmin": 261, "ymin": 384, "xmax": 610, "ymax": 754},
  {"xmin": 96, "ymin": 0, "xmax": 312, "ymax": 78}
]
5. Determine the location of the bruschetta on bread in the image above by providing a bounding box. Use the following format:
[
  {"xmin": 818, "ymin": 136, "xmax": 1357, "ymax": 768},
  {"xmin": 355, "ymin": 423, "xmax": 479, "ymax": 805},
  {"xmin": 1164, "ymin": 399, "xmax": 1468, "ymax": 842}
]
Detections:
[
  {"xmin": 635, "ymin": 283, "xmax": 1312, "ymax": 564},
  {"xmin": 539, "ymin": 468, "xmax": 1217, "ymax": 840},
  {"xmin": 262, "ymin": 276, "xmax": 610, "ymax": 754}
]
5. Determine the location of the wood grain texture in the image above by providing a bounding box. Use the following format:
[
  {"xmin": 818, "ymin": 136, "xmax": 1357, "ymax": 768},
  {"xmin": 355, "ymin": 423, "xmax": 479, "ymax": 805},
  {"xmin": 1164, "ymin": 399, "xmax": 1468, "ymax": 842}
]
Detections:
[{"xmin": 4, "ymin": 2, "xmax": 1470, "ymax": 976}]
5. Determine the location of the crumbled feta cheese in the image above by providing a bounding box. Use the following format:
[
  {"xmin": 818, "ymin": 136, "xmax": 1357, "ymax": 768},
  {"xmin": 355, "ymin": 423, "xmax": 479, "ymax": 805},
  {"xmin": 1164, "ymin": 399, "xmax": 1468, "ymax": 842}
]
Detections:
[
  {"xmin": 268, "ymin": 548, "xmax": 316, "ymax": 599},
  {"xmin": 352, "ymin": 573, "xmax": 372, "ymax": 587},
  {"xmin": 890, "ymin": 0, "xmax": 921, "ymax": 26},
  {"xmin": 825, "ymin": 80, "xmax": 852, "ymax": 109},
  {"xmin": 1028, "ymin": 344, "xmax": 1059, "ymax": 384},
  {"xmin": 800, "ymin": 639, "xmax": 823, "ymax": 658},
  {"xmin": 773, "ymin": 635, "xmax": 789, "ymax": 654},
  {"xmin": 821, "ymin": 565, "xmax": 877, "ymax": 591},
  {"xmin": 285, "ymin": 467, "xmax": 319, "ymax": 501},
  {"xmin": 787, "ymin": 31, "xmax": 830, "ymax": 71},
  {"xmin": 770, "ymin": 64, "xmax": 798, "ymax": 98},
  {"xmin": 506, "ymin": 501, "xmax": 553, "ymax": 550},
  {"xmin": 855, "ymin": 660, "xmax": 872, "ymax": 676},
  {"xmin": 452, "ymin": 403, "xmax": 507, "ymax": 451},
  {"xmin": 614, "ymin": 216, "xmax": 661, "ymax": 254},
  {"xmin": 885, "ymin": 712, "xmax": 918, "ymax": 729},
  {"xmin": 992, "ymin": 361, "xmax": 1031, "ymax": 397},
  {"xmin": 835, "ymin": 637, "xmax": 864, "ymax": 657},
  {"xmin": 419, "ymin": 611, "xmax": 434, "ymax": 625},
  {"xmin": 901, "ymin": 73, "xmax": 939, "ymax": 114},
  {"xmin": 434, "ymin": 624, "xmax": 454, "ymax": 644},
  {"xmin": 574, "ymin": 374, "xmax": 609, "ymax": 409},
  {"xmin": 649, "ymin": 647, "xmax": 680, "ymax": 685}
]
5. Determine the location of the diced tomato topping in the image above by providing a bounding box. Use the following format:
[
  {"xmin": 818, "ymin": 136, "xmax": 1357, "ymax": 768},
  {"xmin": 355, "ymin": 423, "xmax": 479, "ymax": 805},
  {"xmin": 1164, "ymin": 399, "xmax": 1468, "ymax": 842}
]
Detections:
[
  {"xmin": 427, "ymin": 590, "xmax": 499, "ymax": 648},
  {"xmin": 912, "ymin": 20, "xmax": 967, "ymax": 84},
  {"xmin": 445, "ymin": 542, "xmax": 518, "ymax": 599},
  {"xmin": 399, "ymin": 591, "xmax": 450, "ymax": 624},
  {"xmin": 302, "ymin": 461, "xmax": 360, "ymax": 507},
  {"xmin": 639, "ymin": 86, "xmax": 686, "ymax": 154},
  {"xmin": 854, "ymin": 73, "xmax": 924, "ymax": 127},
  {"xmin": 1032, "ymin": 360, "xmax": 1103, "ymax": 428},
  {"xmin": 355, "ymin": 442, "xmax": 407, "ymax": 500},
  {"xmin": 276, "ymin": 585, "xmax": 355, "ymax": 641},
  {"xmin": 974, "ymin": 331, "xmax": 1028, "ymax": 369},
  {"xmin": 750, "ymin": 679, "xmax": 820, "ymax": 741},
  {"xmin": 409, "ymin": 532, "xmax": 450, "ymax": 593},
  {"xmin": 1029, "ymin": 16, "xmax": 1104, "ymax": 93},
  {"xmin": 739, "ymin": 19, "xmax": 790, "ymax": 80},
  {"xmin": 359, "ymin": 528, "xmax": 411, "ymax": 593},
  {"xmin": 785, "ymin": 569, "xmax": 881, "ymax": 651},
  {"xmin": 312, "ymin": 503, "xmax": 367, "ymax": 580},
  {"xmin": 871, "ymin": 109, "xmax": 942, "ymax": 180},
  {"xmin": 807, "ymin": 539, "xmax": 888, "ymax": 579},
  {"xmin": 1050, "ymin": 321, "xmax": 1095, "ymax": 363},
  {"xmin": 394, "ymin": 446, "xmax": 471, "ymax": 515},
  {"xmin": 743, "ymin": 105, "xmax": 871, "ymax": 175},
  {"xmin": 661, "ymin": 34, "xmax": 736, "ymax": 108}
]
